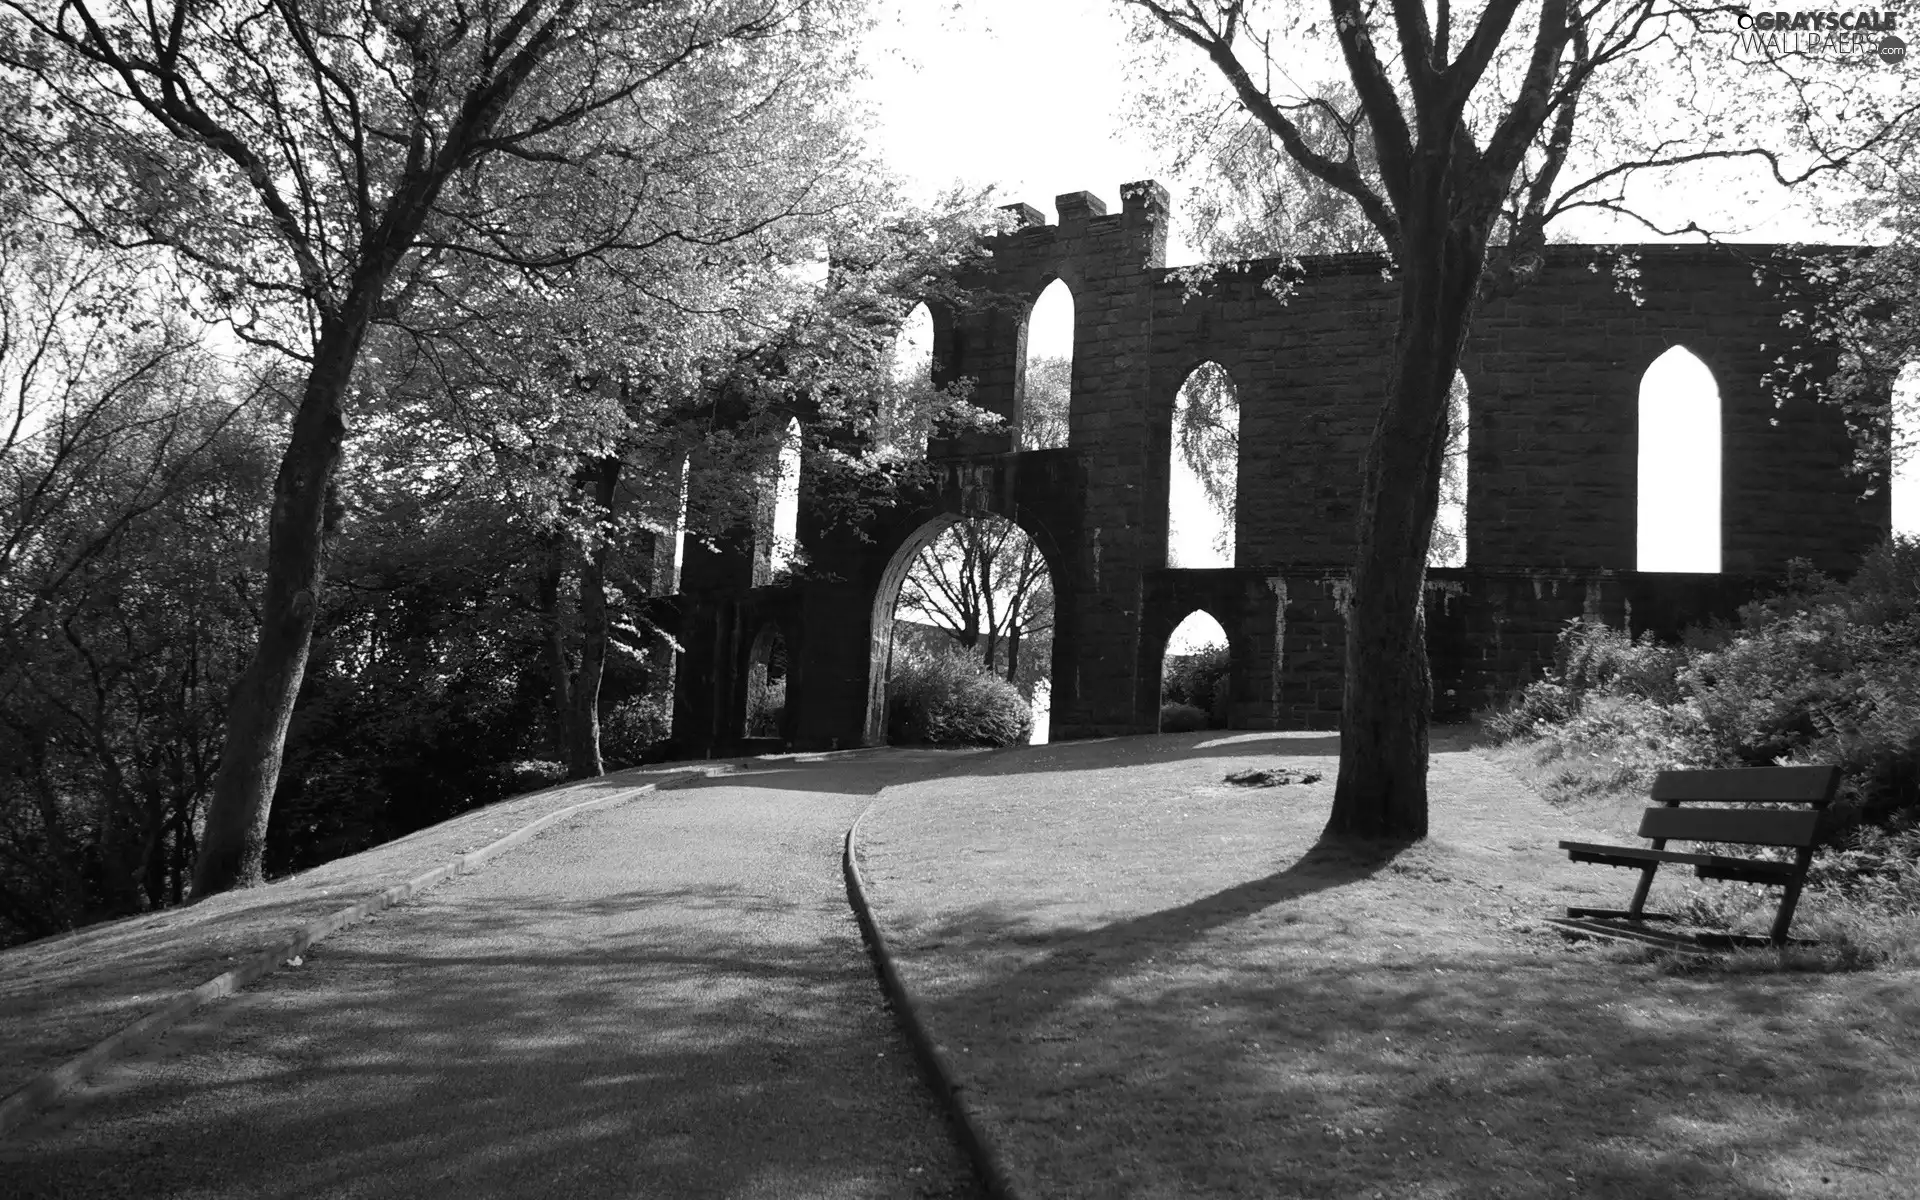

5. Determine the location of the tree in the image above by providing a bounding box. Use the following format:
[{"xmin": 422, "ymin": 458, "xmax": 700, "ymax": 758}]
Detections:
[
  {"xmin": 1132, "ymin": 77, "xmax": 1385, "ymax": 260},
  {"xmin": 1125, "ymin": 0, "xmax": 1917, "ymax": 838},
  {"xmin": 1786, "ymin": 147, "xmax": 1920, "ymax": 481},
  {"xmin": 1, "ymin": 0, "xmax": 870, "ymax": 893},
  {"xmin": 899, "ymin": 515, "xmax": 1054, "ymax": 694},
  {"xmin": 0, "ymin": 225, "xmax": 277, "ymax": 938}
]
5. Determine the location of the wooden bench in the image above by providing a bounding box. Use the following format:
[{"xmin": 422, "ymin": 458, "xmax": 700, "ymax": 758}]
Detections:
[{"xmin": 1559, "ymin": 765, "xmax": 1839, "ymax": 945}]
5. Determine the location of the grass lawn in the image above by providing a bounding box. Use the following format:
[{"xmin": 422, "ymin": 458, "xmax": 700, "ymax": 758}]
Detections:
[{"xmin": 855, "ymin": 729, "xmax": 1920, "ymax": 1199}]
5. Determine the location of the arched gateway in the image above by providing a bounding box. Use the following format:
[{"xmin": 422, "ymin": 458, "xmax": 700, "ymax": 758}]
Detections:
[{"xmin": 658, "ymin": 182, "xmax": 1887, "ymax": 756}]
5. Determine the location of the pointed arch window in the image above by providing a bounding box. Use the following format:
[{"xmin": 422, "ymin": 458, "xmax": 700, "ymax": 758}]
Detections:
[
  {"xmin": 1429, "ymin": 371, "xmax": 1469, "ymax": 568},
  {"xmin": 1020, "ymin": 280, "xmax": 1072, "ymax": 449},
  {"xmin": 768, "ymin": 418, "xmax": 802, "ymax": 577},
  {"xmin": 1637, "ymin": 347, "xmax": 1721, "ymax": 572},
  {"xmin": 881, "ymin": 302, "xmax": 935, "ymax": 457},
  {"xmin": 1169, "ymin": 363, "xmax": 1238, "ymax": 568},
  {"xmin": 1893, "ymin": 361, "xmax": 1920, "ymax": 537}
]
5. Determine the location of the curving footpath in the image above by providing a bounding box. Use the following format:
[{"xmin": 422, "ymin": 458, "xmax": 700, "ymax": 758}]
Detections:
[{"xmin": 1, "ymin": 750, "xmax": 989, "ymax": 1200}]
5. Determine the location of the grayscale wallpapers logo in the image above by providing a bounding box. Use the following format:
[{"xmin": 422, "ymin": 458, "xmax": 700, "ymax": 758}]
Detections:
[{"xmin": 1732, "ymin": 9, "xmax": 1909, "ymax": 63}]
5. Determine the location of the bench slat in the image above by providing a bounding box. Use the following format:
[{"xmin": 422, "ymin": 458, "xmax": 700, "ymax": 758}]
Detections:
[
  {"xmin": 1560, "ymin": 841, "xmax": 1798, "ymax": 879},
  {"xmin": 1696, "ymin": 860, "xmax": 1798, "ymax": 885},
  {"xmin": 1649, "ymin": 765, "xmax": 1839, "ymax": 805},
  {"xmin": 1561, "ymin": 841, "xmax": 1711, "ymax": 867},
  {"xmin": 1563, "ymin": 842, "xmax": 1733, "ymax": 869},
  {"xmin": 1636, "ymin": 805, "xmax": 1822, "ymax": 847}
]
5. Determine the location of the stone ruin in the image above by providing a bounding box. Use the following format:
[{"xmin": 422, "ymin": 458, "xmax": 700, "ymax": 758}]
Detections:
[{"xmin": 653, "ymin": 180, "xmax": 1885, "ymax": 755}]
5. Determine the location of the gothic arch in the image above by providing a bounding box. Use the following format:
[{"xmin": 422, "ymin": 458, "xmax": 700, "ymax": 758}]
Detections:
[{"xmin": 862, "ymin": 501, "xmax": 1066, "ymax": 747}]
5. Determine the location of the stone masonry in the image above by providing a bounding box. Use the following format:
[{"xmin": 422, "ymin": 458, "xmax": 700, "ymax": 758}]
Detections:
[{"xmin": 663, "ymin": 181, "xmax": 1887, "ymax": 754}]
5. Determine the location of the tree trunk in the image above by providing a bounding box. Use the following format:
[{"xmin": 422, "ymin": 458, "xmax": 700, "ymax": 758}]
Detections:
[
  {"xmin": 569, "ymin": 458, "xmax": 621, "ymax": 777},
  {"xmin": 537, "ymin": 537, "xmax": 588, "ymax": 776},
  {"xmin": 541, "ymin": 457, "xmax": 621, "ymax": 781},
  {"xmin": 1325, "ymin": 202, "xmax": 1488, "ymax": 841},
  {"xmin": 192, "ymin": 336, "xmax": 352, "ymax": 896}
]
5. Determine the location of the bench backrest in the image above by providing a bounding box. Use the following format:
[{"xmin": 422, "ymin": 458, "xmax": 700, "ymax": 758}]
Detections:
[{"xmin": 1636, "ymin": 766, "xmax": 1840, "ymax": 848}]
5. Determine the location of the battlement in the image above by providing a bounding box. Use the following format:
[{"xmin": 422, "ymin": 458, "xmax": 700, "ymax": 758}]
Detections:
[
  {"xmin": 998, "ymin": 180, "xmax": 1171, "ymax": 230},
  {"xmin": 988, "ymin": 179, "xmax": 1171, "ymax": 272}
]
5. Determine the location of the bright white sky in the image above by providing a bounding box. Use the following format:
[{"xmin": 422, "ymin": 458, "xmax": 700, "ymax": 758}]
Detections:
[
  {"xmin": 855, "ymin": 1, "xmax": 1919, "ymax": 659},
  {"xmin": 856, "ymin": 0, "xmax": 1167, "ymax": 254}
]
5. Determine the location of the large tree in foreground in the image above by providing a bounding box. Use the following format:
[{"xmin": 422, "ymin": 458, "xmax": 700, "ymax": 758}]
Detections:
[
  {"xmin": 1, "ymin": 0, "xmax": 864, "ymax": 893},
  {"xmin": 1127, "ymin": 0, "xmax": 1918, "ymax": 837}
]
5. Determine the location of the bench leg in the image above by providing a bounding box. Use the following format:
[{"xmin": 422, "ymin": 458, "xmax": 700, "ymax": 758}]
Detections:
[
  {"xmin": 1626, "ymin": 863, "xmax": 1660, "ymax": 919},
  {"xmin": 1626, "ymin": 835, "xmax": 1668, "ymax": 920},
  {"xmin": 1770, "ymin": 847, "xmax": 1816, "ymax": 944}
]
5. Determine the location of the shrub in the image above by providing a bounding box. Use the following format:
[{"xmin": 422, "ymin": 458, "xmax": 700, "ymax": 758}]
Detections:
[
  {"xmin": 1557, "ymin": 621, "xmax": 1688, "ymax": 705},
  {"xmin": 888, "ymin": 648, "xmax": 1033, "ymax": 747},
  {"xmin": 600, "ymin": 691, "xmax": 674, "ymax": 767},
  {"xmin": 500, "ymin": 760, "xmax": 567, "ymax": 794},
  {"xmin": 747, "ymin": 679, "xmax": 786, "ymax": 738},
  {"xmin": 1485, "ymin": 539, "xmax": 1920, "ymax": 921},
  {"xmin": 1159, "ymin": 702, "xmax": 1208, "ymax": 733},
  {"xmin": 1163, "ymin": 644, "xmax": 1230, "ymax": 726},
  {"xmin": 1482, "ymin": 680, "xmax": 1578, "ymax": 741}
]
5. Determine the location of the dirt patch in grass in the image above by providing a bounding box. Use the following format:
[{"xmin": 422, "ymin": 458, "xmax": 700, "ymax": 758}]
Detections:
[{"xmin": 857, "ymin": 729, "xmax": 1920, "ymax": 1199}]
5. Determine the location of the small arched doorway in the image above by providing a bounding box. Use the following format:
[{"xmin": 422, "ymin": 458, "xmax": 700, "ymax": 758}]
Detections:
[
  {"xmin": 744, "ymin": 623, "xmax": 788, "ymax": 739},
  {"xmin": 1159, "ymin": 610, "xmax": 1230, "ymax": 732}
]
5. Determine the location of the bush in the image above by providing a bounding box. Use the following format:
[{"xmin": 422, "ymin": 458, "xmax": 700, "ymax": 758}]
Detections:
[
  {"xmin": 501, "ymin": 760, "xmax": 568, "ymax": 794},
  {"xmin": 1557, "ymin": 621, "xmax": 1688, "ymax": 705},
  {"xmin": 888, "ymin": 648, "xmax": 1033, "ymax": 747},
  {"xmin": 600, "ymin": 691, "xmax": 674, "ymax": 767},
  {"xmin": 1485, "ymin": 539, "xmax": 1920, "ymax": 917},
  {"xmin": 1163, "ymin": 644, "xmax": 1230, "ymax": 727},
  {"xmin": 1159, "ymin": 702, "xmax": 1208, "ymax": 733},
  {"xmin": 747, "ymin": 679, "xmax": 786, "ymax": 738}
]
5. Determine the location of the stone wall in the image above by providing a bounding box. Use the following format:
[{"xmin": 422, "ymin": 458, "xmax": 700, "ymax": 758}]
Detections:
[{"xmin": 663, "ymin": 181, "xmax": 1887, "ymax": 755}]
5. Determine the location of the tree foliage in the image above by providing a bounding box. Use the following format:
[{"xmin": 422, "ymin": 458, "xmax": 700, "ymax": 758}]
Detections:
[
  {"xmin": 0, "ymin": 0, "xmax": 904, "ymax": 893},
  {"xmin": 0, "ymin": 224, "xmax": 281, "ymax": 938}
]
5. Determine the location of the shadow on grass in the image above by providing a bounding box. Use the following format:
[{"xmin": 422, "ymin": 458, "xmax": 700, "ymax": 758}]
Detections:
[
  {"xmin": 0, "ymin": 884, "xmax": 982, "ymax": 1200},
  {"xmin": 910, "ymin": 724, "xmax": 1489, "ymax": 785},
  {"xmin": 884, "ymin": 844, "xmax": 1919, "ymax": 1198},
  {"xmin": 949, "ymin": 938, "xmax": 1918, "ymax": 1198},
  {"xmin": 660, "ymin": 748, "xmax": 988, "ymax": 798}
]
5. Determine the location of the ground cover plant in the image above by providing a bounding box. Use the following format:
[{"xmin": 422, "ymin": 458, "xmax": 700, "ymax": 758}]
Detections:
[
  {"xmin": 1485, "ymin": 537, "xmax": 1920, "ymax": 954},
  {"xmin": 856, "ymin": 730, "xmax": 1920, "ymax": 1199}
]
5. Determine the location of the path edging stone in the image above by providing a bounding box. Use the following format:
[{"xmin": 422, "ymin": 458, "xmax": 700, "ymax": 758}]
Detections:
[
  {"xmin": 0, "ymin": 774, "xmax": 691, "ymax": 1139},
  {"xmin": 844, "ymin": 807, "xmax": 1030, "ymax": 1200}
]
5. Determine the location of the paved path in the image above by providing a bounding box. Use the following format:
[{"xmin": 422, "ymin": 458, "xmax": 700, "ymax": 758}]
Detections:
[{"xmin": 1, "ymin": 751, "xmax": 986, "ymax": 1200}]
